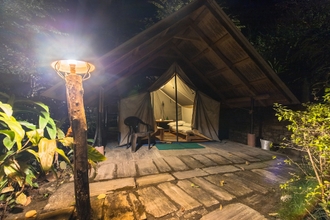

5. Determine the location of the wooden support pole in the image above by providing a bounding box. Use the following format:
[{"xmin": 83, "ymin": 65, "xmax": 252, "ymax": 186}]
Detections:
[{"xmin": 65, "ymin": 73, "xmax": 91, "ymax": 220}]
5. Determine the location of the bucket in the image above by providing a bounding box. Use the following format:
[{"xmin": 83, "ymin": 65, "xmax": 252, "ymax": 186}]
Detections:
[{"xmin": 260, "ymin": 139, "xmax": 272, "ymax": 150}]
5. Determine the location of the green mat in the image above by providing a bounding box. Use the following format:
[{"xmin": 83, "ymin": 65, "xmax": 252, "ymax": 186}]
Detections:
[{"xmin": 156, "ymin": 142, "xmax": 205, "ymax": 150}]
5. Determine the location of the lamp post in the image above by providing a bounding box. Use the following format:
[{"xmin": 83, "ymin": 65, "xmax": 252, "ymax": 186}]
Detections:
[{"xmin": 51, "ymin": 60, "xmax": 95, "ymax": 220}]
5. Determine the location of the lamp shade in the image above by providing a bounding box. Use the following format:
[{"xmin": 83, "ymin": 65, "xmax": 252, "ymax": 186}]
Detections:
[{"xmin": 51, "ymin": 60, "xmax": 96, "ymax": 74}]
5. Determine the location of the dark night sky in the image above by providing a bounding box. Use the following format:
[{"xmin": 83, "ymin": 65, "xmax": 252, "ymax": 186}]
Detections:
[
  {"xmin": 46, "ymin": 0, "xmax": 281, "ymax": 62},
  {"xmin": 53, "ymin": 0, "xmax": 157, "ymax": 56}
]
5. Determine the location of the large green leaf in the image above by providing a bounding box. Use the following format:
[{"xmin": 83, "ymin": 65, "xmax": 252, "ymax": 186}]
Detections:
[
  {"xmin": 39, "ymin": 111, "xmax": 49, "ymax": 130},
  {"xmin": 19, "ymin": 121, "xmax": 36, "ymax": 130},
  {"xmin": 0, "ymin": 112, "xmax": 25, "ymax": 150},
  {"xmin": 87, "ymin": 145, "xmax": 106, "ymax": 162},
  {"xmin": 0, "ymin": 130, "xmax": 15, "ymax": 150},
  {"xmin": 46, "ymin": 118, "xmax": 56, "ymax": 140},
  {"xmin": 34, "ymin": 102, "xmax": 49, "ymax": 113},
  {"xmin": 38, "ymin": 138, "xmax": 57, "ymax": 172},
  {"xmin": 0, "ymin": 102, "xmax": 13, "ymax": 117},
  {"xmin": 57, "ymin": 128, "xmax": 65, "ymax": 139},
  {"xmin": 59, "ymin": 137, "xmax": 73, "ymax": 148},
  {"xmin": 55, "ymin": 148, "xmax": 73, "ymax": 170},
  {"xmin": 26, "ymin": 129, "xmax": 43, "ymax": 146},
  {"xmin": 3, "ymin": 163, "xmax": 24, "ymax": 187}
]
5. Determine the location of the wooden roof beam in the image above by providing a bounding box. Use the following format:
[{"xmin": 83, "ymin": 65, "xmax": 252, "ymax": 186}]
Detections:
[
  {"xmin": 189, "ymin": 10, "xmax": 267, "ymax": 106},
  {"xmin": 205, "ymin": 67, "xmax": 228, "ymax": 77},
  {"xmin": 101, "ymin": 20, "xmax": 191, "ymax": 75},
  {"xmin": 226, "ymin": 94, "xmax": 270, "ymax": 104},
  {"xmin": 171, "ymin": 44, "xmax": 228, "ymax": 103},
  {"xmin": 204, "ymin": 0, "xmax": 299, "ymax": 104},
  {"xmin": 173, "ymin": 35, "xmax": 201, "ymax": 42}
]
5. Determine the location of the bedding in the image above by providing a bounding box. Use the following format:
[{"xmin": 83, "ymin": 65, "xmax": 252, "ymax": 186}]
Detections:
[{"xmin": 167, "ymin": 121, "xmax": 197, "ymax": 141}]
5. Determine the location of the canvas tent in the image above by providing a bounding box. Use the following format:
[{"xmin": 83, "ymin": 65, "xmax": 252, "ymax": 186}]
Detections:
[{"xmin": 118, "ymin": 63, "xmax": 220, "ymax": 146}]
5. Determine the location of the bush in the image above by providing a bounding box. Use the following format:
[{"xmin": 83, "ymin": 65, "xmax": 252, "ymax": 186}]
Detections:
[
  {"xmin": 274, "ymin": 88, "xmax": 330, "ymax": 218},
  {"xmin": 0, "ymin": 98, "xmax": 106, "ymax": 218}
]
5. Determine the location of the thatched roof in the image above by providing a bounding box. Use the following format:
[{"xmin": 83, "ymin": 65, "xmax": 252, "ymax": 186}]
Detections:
[{"xmin": 43, "ymin": 0, "xmax": 299, "ymax": 108}]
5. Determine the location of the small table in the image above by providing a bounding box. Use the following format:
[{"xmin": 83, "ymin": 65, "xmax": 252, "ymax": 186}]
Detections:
[
  {"xmin": 156, "ymin": 120, "xmax": 173, "ymax": 131},
  {"xmin": 157, "ymin": 127, "xmax": 164, "ymax": 141}
]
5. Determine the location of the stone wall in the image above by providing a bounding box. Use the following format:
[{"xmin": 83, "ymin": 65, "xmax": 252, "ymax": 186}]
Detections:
[{"xmin": 219, "ymin": 106, "xmax": 294, "ymax": 147}]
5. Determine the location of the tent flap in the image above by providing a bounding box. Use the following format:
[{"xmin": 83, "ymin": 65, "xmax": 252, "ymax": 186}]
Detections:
[
  {"xmin": 192, "ymin": 92, "xmax": 220, "ymax": 141},
  {"xmin": 119, "ymin": 92, "xmax": 155, "ymax": 146}
]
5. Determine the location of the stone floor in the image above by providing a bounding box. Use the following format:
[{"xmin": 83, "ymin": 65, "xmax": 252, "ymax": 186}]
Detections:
[{"xmin": 9, "ymin": 140, "xmax": 298, "ymax": 219}]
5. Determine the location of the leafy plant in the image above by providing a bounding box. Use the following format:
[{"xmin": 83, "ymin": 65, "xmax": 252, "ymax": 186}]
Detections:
[
  {"xmin": 0, "ymin": 99, "xmax": 106, "ymax": 218},
  {"xmin": 274, "ymin": 88, "xmax": 330, "ymax": 218}
]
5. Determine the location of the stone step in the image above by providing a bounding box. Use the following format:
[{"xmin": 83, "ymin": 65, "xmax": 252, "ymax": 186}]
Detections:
[
  {"xmin": 190, "ymin": 177, "xmax": 235, "ymax": 201},
  {"xmin": 177, "ymin": 179, "xmax": 219, "ymax": 207},
  {"xmin": 138, "ymin": 186, "xmax": 178, "ymax": 218},
  {"xmin": 158, "ymin": 182, "xmax": 202, "ymax": 211},
  {"xmin": 200, "ymin": 203, "xmax": 267, "ymax": 220}
]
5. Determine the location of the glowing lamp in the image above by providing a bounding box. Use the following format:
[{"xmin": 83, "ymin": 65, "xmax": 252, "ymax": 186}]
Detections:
[{"xmin": 51, "ymin": 59, "xmax": 95, "ymax": 80}]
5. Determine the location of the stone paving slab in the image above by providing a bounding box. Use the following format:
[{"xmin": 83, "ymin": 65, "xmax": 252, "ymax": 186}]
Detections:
[
  {"xmin": 138, "ymin": 186, "xmax": 178, "ymax": 218},
  {"xmin": 177, "ymin": 180, "xmax": 219, "ymax": 207},
  {"xmin": 252, "ymin": 168, "xmax": 287, "ymax": 183},
  {"xmin": 203, "ymin": 165, "xmax": 241, "ymax": 174},
  {"xmin": 44, "ymin": 182, "xmax": 75, "ymax": 211},
  {"xmin": 242, "ymin": 193, "xmax": 279, "ymax": 217},
  {"xmin": 94, "ymin": 162, "xmax": 116, "ymax": 181},
  {"xmin": 163, "ymin": 156, "xmax": 190, "ymax": 171},
  {"xmin": 244, "ymin": 149, "xmax": 274, "ymax": 161},
  {"xmin": 153, "ymin": 158, "xmax": 172, "ymax": 172},
  {"xmin": 203, "ymin": 153, "xmax": 232, "ymax": 165},
  {"xmin": 136, "ymin": 158, "xmax": 159, "ymax": 176},
  {"xmin": 211, "ymin": 149, "xmax": 247, "ymax": 163},
  {"xmin": 136, "ymin": 173, "xmax": 175, "ymax": 186},
  {"xmin": 205, "ymin": 174, "xmax": 253, "ymax": 197},
  {"xmin": 190, "ymin": 177, "xmax": 235, "ymax": 201},
  {"xmin": 89, "ymin": 177, "xmax": 136, "ymax": 196},
  {"xmin": 117, "ymin": 161, "xmax": 136, "ymax": 178},
  {"xmin": 128, "ymin": 193, "xmax": 147, "ymax": 220},
  {"xmin": 200, "ymin": 203, "xmax": 267, "ymax": 220},
  {"xmin": 103, "ymin": 192, "xmax": 134, "ymax": 220},
  {"xmin": 236, "ymin": 161, "xmax": 269, "ymax": 170},
  {"xmin": 172, "ymin": 168, "xmax": 208, "ymax": 179},
  {"xmin": 178, "ymin": 155, "xmax": 205, "ymax": 169},
  {"xmin": 192, "ymin": 154, "xmax": 218, "ymax": 166},
  {"xmin": 236, "ymin": 170, "xmax": 276, "ymax": 187},
  {"xmin": 158, "ymin": 182, "xmax": 202, "ymax": 211},
  {"xmin": 13, "ymin": 141, "xmax": 297, "ymax": 220},
  {"xmin": 226, "ymin": 172, "xmax": 268, "ymax": 195},
  {"xmin": 230, "ymin": 151, "xmax": 261, "ymax": 162}
]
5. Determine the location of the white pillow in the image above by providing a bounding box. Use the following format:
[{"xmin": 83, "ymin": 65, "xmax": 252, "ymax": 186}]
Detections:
[
  {"xmin": 183, "ymin": 122, "xmax": 191, "ymax": 127},
  {"xmin": 167, "ymin": 121, "xmax": 185, "ymax": 126},
  {"xmin": 177, "ymin": 120, "xmax": 185, "ymax": 126}
]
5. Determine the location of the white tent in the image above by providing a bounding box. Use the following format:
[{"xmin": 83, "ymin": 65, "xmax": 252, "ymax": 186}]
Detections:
[{"xmin": 118, "ymin": 63, "xmax": 220, "ymax": 145}]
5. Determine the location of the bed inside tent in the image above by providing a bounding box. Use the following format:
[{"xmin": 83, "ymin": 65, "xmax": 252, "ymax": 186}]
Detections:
[{"xmin": 118, "ymin": 63, "xmax": 221, "ymax": 146}]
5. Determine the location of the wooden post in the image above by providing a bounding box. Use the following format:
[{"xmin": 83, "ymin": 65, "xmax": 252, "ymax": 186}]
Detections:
[{"xmin": 65, "ymin": 72, "xmax": 91, "ymax": 220}]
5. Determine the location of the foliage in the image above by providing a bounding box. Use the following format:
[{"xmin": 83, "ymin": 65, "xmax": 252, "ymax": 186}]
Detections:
[
  {"xmin": 148, "ymin": 0, "xmax": 244, "ymax": 30},
  {"xmin": 250, "ymin": 0, "xmax": 330, "ymax": 97},
  {"xmin": 0, "ymin": 98, "xmax": 106, "ymax": 217},
  {"xmin": 149, "ymin": 0, "xmax": 194, "ymax": 20},
  {"xmin": 0, "ymin": 0, "xmax": 66, "ymax": 75},
  {"xmin": 274, "ymin": 89, "xmax": 330, "ymax": 218}
]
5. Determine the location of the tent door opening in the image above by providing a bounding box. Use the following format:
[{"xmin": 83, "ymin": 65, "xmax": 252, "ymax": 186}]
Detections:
[{"xmin": 152, "ymin": 73, "xmax": 196, "ymax": 142}]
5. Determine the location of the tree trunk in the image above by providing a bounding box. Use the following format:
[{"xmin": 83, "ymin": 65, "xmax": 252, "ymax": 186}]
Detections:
[{"xmin": 65, "ymin": 74, "xmax": 91, "ymax": 220}]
